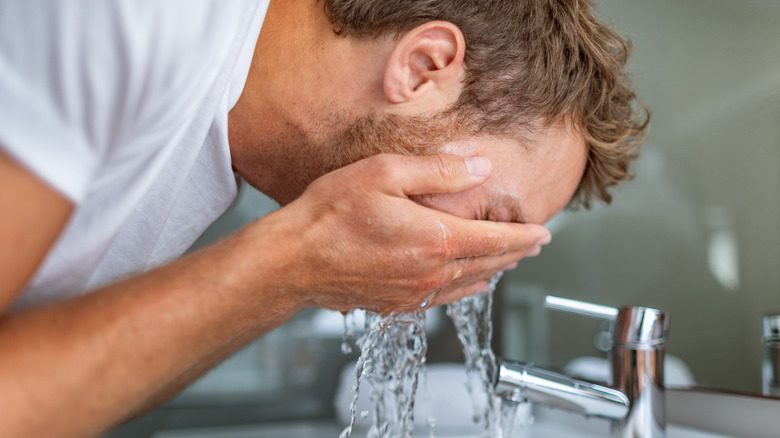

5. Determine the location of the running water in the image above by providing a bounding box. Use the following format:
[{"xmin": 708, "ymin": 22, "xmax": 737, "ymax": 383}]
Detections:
[
  {"xmin": 340, "ymin": 311, "xmax": 428, "ymax": 438},
  {"xmin": 445, "ymin": 273, "xmax": 512, "ymax": 437},
  {"xmin": 341, "ymin": 272, "xmax": 525, "ymax": 438},
  {"xmin": 341, "ymin": 311, "xmax": 358, "ymax": 354}
]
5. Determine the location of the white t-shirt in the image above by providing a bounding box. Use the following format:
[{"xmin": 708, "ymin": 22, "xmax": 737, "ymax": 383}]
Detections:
[{"xmin": 0, "ymin": 0, "xmax": 270, "ymax": 309}]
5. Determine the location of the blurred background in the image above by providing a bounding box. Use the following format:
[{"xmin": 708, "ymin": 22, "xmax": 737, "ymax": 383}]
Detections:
[{"xmin": 105, "ymin": 0, "xmax": 780, "ymax": 436}]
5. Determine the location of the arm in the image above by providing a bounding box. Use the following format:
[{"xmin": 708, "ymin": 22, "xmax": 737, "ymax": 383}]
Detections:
[
  {"xmin": 0, "ymin": 147, "xmax": 303, "ymax": 436},
  {"xmin": 0, "ymin": 151, "xmax": 549, "ymax": 438},
  {"xmin": 0, "ymin": 151, "xmax": 73, "ymax": 310}
]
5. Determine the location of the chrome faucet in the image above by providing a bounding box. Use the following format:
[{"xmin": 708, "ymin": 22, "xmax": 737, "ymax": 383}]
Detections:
[{"xmin": 495, "ymin": 296, "xmax": 670, "ymax": 438}]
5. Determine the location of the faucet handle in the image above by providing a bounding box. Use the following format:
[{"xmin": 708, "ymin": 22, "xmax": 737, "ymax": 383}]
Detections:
[
  {"xmin": 544, "ymin": 296, "xmax": 619, "ymax": 321},
  {"xmin": 545, "ymin": 295, "xmax": 670, "ymax": 348}
]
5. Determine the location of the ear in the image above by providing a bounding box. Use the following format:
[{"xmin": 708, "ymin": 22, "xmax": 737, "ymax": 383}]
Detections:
[{"xmin": 383, "ymin": 21, "xmax": 466, "ymax": 106}]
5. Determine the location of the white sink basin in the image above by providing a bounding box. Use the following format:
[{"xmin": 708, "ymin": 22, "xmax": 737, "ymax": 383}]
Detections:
[
  {"xmin": 150, "ymin": 365, "xmax": 780, "ymax": 438},
  {"xmin": 151, "ymin": 414, "xmax": 733, "ymax": 438},
  {"xmin": 529, "ymin": 406, "xmax": 733, "ymax": 438}
]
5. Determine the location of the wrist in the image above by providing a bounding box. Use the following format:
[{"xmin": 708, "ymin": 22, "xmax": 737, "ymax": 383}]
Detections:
[{"xmin": 219, "ymin": 210, "xmax": 313, "ymax": 322}]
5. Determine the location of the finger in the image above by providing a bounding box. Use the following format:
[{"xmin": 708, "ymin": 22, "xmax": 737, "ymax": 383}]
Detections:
[
  {"xmin": 444, "ymin": 218, "xmax": 551, "ymax": 259},
  {"xmin": 435, "ymin": 243, "xmax": 547, "ymax": 304},
  {"xmin": 360, "ymin": 153, "xmax": 493, "ymax": 197},
  {"xmin": 451, "ymin": 247, "xmax": 537, "ymax": 282},
  {"xmin": 430, "ymin": 280, "xmax": 492, "ymax": 307},
  {"xmin": 425, "ymin": 253, "xmax": 523, "ymax": 308}
]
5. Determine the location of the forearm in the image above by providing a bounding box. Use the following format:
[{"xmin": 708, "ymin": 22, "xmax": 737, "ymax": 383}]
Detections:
[
  {"xmin": 120, "ymin": 324, "xmax": 263, "ymax": 423},
  {"xmin": 0, "ymin": 222, "xmax": 304, "ymax": 438},
  {"xmin": 0, "ymin": 153, "xmax": 551, "ymax": 438}
]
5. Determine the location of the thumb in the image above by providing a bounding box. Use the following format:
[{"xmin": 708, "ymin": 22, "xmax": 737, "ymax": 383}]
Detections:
[{"xmin": 367, "ymin": 154, "xmax": 492, "ymax": 197}]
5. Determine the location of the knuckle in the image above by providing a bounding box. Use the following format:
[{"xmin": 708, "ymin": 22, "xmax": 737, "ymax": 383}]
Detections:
[
  {"xmin": 433, "ymin": 155, "xmax": 460, "ymax": 182},
  {"xmin": 451, "ymin": 260, "xmax": 465, "ymax": 280},
  {"xmin": 437, "ymin": 234, "xmax": 455, "ymax": 262},
  {"xmin": 368, "ymin": 154, "xmax": 400, "ymax": 182},
  {"xmin": 415, "ymin": 270, "xmax": 451, "ymax": 294},
  {"xmin": 430, "ymin": 222, "xmax": 455, "ymax": 261},
  {"xmin": 485, "ymin": 227, "xmax": 510, "ymax": 255}
]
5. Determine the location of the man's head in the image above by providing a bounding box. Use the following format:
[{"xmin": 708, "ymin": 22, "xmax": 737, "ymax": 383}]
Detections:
[
  {"xmin": 230, "ymin": 0, "xmax": 647, "ymax": 223},
  {"xmin": 321, "ymin": 0, "xmax": 647, "ymax": 208}
]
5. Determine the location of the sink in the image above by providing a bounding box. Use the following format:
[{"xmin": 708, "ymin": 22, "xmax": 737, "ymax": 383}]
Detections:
[
  {"xmin": 530, "ymin": 406, "xmax": 733, "ymax": 438},
  {"xmin": 147, "ymin": 364, "xmax": 780, "ymax": 438},
  {"xmin": 149, "ymin": 403, "xmax": 735, "ymax": 438},
  {"xmin": 151, "ymin": 422, "xmax": 343, "ymax": 438},
  {"xmin": 150, "ymin": 417, "xmax": 733, "ymax": 438}
]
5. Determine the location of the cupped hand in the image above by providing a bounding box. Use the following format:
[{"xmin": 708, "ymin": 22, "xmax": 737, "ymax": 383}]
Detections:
[{"xmin": 259, "ymin": 154, "xmax": 551, "ymax": 315}]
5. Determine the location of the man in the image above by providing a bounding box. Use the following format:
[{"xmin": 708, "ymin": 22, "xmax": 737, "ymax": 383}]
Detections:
[{"xmin": 0, "ymin": 0, "xmax": 646, "ymax": 436}]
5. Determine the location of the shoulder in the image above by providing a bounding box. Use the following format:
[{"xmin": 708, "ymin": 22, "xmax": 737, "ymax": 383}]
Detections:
[{"xmin": 0, "ymin": 0, "xmax": 262, "ymax": 202}]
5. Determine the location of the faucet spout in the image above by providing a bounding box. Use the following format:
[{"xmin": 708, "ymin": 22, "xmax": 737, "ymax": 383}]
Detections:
[
  {"xmin": 497, "ymin": 297, "xmax": 670, "ymax": 438},
  {"xmin": 496, "ymin": 360, "xmax": 630, "ymax": 420}
]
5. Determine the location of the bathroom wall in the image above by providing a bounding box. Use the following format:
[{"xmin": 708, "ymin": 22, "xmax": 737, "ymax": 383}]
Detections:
[{"xmin": 501, "ymin": 0, "xmax": 780, "ymax": 392}]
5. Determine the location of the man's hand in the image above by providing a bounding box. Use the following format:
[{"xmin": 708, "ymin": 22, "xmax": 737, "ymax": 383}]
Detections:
[
  {"xmin": 257, "ymin": 154, "xmax": 551, "ymax": 314},
  {"xmin": 0, "ymin": 152, "xmax": 548, "ymax": 437}
]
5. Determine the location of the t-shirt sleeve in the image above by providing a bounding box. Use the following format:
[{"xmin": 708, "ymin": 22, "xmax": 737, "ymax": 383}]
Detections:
[
  {"xmin": 0, "ymin": 0, "xmax": 234, "ymax": 204},
  {"xmin": 0, "ymin": 2, "xmax": 106, "ymax": 203}
]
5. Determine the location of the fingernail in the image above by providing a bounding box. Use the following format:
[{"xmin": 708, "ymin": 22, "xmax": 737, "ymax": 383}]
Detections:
[
  {"xmin": 537, "ymin": 233, "xmax": 552, "ymax": 246},
  {"xmin": 503, "ymin": 262, "xmax": 519, "ymax": 271},
  {"xmin": 465, "ymin": 156, "xmax": 491, "ymax": 178},
  {"xmin": 528, "ymin": 246, "xmax": 542, "ymax": 257}
]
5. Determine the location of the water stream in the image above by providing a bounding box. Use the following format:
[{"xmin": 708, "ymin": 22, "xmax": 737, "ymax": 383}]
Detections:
[
  {"xmin": 444, "ymin": 273, "xmax": 504, "ymax": 436},
  {"xmin": 340, "ymin": 311, "xmax": 428, "ymax": 438},
  {"xmin": 340, "ymin": 273, "xmax": 524, "ymax": 438}
]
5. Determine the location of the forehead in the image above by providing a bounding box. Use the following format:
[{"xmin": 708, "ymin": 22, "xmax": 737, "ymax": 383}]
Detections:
[
  {"xmin": 425, "ymin": 120, "xmax": 587, "ymax": 225},
  {"xmin": 480, "ymin": 121, "xmax": 588, "ymax": 225}
]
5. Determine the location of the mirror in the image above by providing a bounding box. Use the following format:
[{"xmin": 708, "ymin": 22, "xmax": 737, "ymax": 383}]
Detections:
[{"xmin": 498, "ymin": 0, "xmax": 780, "ymax": 394}]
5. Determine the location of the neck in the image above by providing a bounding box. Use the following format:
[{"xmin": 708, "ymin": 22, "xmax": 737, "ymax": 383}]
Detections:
[
  {"xmin": 227, "ymin": 0, "xmax": 316, "ymax": 205},
  {"xmin": 227, "ymin": 0, "xmax": 392, "ymax": 205}
]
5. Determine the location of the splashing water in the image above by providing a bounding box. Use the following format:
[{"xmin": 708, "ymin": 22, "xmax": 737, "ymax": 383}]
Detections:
[
  {"xmin": 445, "ymin": 272, "xmax": 513, "ymax": 437},
  {"xmin": 341, "ymin": 272, "xmax": 524, "ymax": 437},
  {"xmin": 340, "ymin": 311, "xmax": 428, "ymax": 438}
]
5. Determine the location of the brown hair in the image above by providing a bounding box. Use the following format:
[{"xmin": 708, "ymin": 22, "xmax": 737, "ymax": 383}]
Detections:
[{"xmin": 322, "ymin": 0, "xmax": 648, "ymax": 208}]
